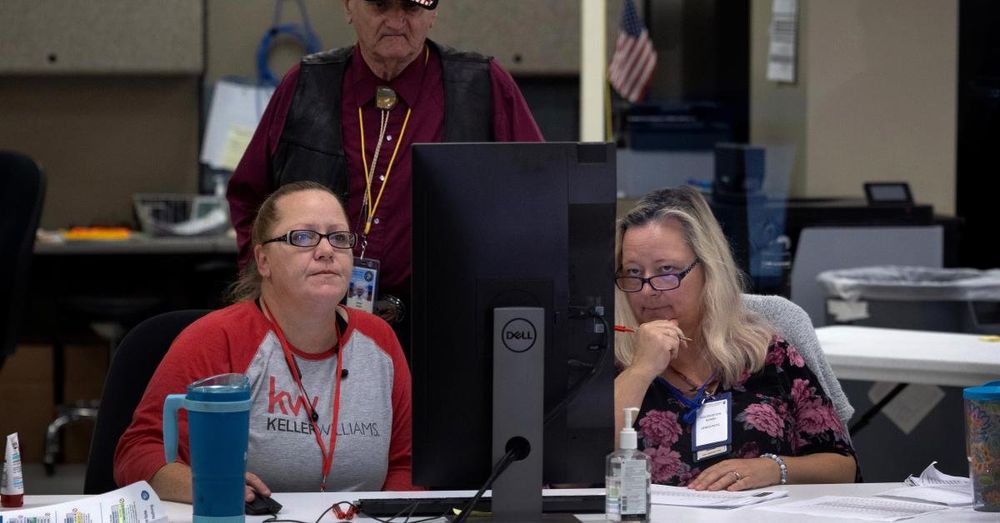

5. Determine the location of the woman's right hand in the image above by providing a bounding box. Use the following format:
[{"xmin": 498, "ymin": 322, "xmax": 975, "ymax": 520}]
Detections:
[
  {"xmin": 244, "ymin": 472, "xmax": 271, "ymax": 502},
  {"xmin": 629, "ymin": 319, "xmax": 688, "ymax": 380}
]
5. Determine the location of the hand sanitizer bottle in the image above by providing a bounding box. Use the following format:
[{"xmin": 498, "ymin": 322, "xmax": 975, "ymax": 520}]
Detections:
[{"xmin": 606, "ymin": 407, "xmax": 651, "ymax": 521}]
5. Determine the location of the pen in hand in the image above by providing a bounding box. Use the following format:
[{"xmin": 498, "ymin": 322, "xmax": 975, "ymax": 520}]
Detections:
[{"xmin": 614, "ymin": 324, "xmax": 693, "ymax": 342}]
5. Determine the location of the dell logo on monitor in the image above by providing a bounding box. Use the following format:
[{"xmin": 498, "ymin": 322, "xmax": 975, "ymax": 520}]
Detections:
[{"xmin": 501, "ymin": 318, "xmax": 537, "ymax": 353}]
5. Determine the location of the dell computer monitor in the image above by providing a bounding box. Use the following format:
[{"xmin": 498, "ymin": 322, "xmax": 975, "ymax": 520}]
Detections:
[{"xmin": 411, "ymin": 142, "xmax": 616, "ymax": 498}]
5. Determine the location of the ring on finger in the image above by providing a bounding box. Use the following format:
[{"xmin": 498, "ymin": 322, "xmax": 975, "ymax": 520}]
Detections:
[{"xmin": 731, "ymin": 471, "xmax": 743, "ymax": 481}]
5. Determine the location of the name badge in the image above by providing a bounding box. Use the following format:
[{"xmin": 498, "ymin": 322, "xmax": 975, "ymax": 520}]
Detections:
[
  {"xmin": 692, "ymin": 392, "xmax": 732, "ymax": 461},
  {"xmin": 346, "ymin": 257, "xmax": 380, "ymax": 313}
]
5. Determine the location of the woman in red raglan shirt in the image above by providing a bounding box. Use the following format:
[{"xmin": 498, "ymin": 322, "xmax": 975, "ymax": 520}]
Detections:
[{"xmin": 114, "ymin": 181, "xmax": 414, "ymax": 502}]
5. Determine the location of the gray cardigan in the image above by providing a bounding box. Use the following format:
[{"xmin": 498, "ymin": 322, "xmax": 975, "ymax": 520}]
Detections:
[{"xmin": 744, "ymin": 294, "xmax": 855, "ymax": 437}]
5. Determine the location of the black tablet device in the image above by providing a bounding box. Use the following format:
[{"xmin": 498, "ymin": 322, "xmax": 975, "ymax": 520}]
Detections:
[{"xmin": 864, "ymin": 182, "xmax": 913, "ymax": 205}]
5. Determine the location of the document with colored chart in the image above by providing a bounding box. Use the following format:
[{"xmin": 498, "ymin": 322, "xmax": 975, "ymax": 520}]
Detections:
[{"xmin": 0, "ymin": 481, "xmax": 166, "ymax": 523}]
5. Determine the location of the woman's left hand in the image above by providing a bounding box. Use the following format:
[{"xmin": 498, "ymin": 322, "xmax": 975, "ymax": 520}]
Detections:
[{"xmin": 686, "ymin": 457, "xmax": 780, "ymax": 491}]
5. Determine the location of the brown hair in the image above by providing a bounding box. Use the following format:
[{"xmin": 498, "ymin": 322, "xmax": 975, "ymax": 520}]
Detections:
[{"xmin": 227, "ymin": 181, "xmax": 344, "ymax": 303}]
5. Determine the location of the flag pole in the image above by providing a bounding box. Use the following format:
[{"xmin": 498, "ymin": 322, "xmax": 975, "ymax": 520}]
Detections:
[
  {"xmin": 580, "ymin": 0, "xmax": 607, "ymax": 142},
  {"xmin": 605, "ymin": 74, "xmax": 614, "ymax": 142}
]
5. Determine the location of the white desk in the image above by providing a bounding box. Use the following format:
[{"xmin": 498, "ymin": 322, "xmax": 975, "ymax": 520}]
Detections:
[
  {"xmin": 11, "ymin": 485, "xmax": 999, "ymax": 523},
  {"xmin": 34, "ymin": 234, "xmax": 237, "ymax": 255},
  {"xmin": 816, "ymin": 325, "xmax": 1000, "ymax": 387}
]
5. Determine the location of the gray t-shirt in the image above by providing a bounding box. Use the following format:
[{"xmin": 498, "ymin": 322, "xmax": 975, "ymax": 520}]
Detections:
[{"xmin": 245, "ymin": 328, "xmax": 395, "ymax": 491}]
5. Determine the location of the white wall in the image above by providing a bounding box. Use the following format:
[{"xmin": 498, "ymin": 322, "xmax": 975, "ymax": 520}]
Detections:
[{"xmin": 751, "ymin": 0, "xmax": 957, "ymax": 214}]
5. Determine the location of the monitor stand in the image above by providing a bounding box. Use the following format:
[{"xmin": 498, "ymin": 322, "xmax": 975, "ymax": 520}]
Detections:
[{"xmin": 492, "ymin": 307, "xmax": 581, "ymax": 523}]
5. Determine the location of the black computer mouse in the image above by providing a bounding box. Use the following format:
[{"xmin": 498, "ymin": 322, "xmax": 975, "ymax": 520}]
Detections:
[{"xmin": 246, "ymin": 494, "xmax": 283, "ymax": 515}]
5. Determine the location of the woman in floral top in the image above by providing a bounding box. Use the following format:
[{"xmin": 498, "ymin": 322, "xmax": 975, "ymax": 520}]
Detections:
[{"xmin": 614, "ymin": 187, "xmax": 858, "ymax": 491}]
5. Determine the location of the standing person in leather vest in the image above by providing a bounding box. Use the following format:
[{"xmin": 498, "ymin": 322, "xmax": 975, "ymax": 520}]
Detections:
[{"xmin": 227, "ymin": 0, "xmax": 544, "ymax": 359}]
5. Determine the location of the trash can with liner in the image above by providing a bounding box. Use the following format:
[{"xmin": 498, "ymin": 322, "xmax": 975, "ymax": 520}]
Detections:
[
  {"xmin": 815, "ymin": 265, "xmax": 1000, "ymax": 481},
  {"xmin": 818, "ymin": 266, "xmax": 1000, "ymax": 334}
]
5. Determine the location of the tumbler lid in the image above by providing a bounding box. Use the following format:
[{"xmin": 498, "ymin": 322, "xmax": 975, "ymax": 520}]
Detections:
[
  {"xmin": 963, "ymin": 380, "xmax": 1000, "ymax": 400},
  {"xmin": 187, "ymin": 373, "xmax": 251, "ymax": 402}
]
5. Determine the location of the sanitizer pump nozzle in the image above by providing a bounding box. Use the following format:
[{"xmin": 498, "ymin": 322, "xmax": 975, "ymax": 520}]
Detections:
[{"xmin": 620, "ymin": 407, "xmax": 639, "ymax": 450}]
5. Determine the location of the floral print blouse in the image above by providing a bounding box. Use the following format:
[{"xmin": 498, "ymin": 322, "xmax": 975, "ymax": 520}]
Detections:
[{"xmin": 634, "ymin": 336, "xmax": 858, "ymax": 485}]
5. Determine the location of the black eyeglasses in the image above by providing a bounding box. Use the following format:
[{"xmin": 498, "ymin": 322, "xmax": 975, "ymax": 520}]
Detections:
[
  {"xmin": 615, "ymin": 259, "xmax": 700, "ymax": 293},
  {"xmin": 262, "ymin": 230, "xmax": 357, "ymax": 250}
]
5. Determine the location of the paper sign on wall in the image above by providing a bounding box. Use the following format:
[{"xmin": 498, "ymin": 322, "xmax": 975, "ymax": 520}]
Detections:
[
  {"xmin": 767, "ymin": 0, "xmax": 798, "ymax": 83},
  {"xmin": 201, "ymin": 80, "xmax": 275, "ymax": 170}
]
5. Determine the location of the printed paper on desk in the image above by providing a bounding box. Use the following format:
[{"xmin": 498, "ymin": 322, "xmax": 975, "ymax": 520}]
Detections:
[
  {"xmin": 0, "ymin": 481, "xmax": 166, "ymax": 523},
  {"xmin": 877, "ymin": 461, "xmax": 973, "ymax": 506},
  {"xmin": 201, "ymin": 80, "xmax": 275, "ymax": 170},
  {"xmin": 757, "ymin": 495, "xmax": 948, "ymax": 521},
  {"xmin": 904, "ymin": 461, "xmax": 971, "ymax": 488},
  {"xmin": 876, "ymin": 485, "xmax": 971, "ymax": 507},
  {"xmin": 650, "ymin": 484, "xmax": 787, "ymax": 507}
]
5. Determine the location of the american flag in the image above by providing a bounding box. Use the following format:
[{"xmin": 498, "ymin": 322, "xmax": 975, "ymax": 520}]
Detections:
[{"xmin": 609, "ymin": 0, "xmax": 658, "ymax": 103}]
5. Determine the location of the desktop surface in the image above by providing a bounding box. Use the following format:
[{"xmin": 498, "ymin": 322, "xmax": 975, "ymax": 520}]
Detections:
[
  {"xmin": 12, "ymin": 484, "xmax": 998, "ymax": 523},
  {"xmin": 357, "ymin": 493, "xmax": 605, "ymax": 517},
  {"xmin": 816, "ymin": 325, "xmax": 1000, "ymax": 387},
  {"xmin": 33, "ymin": 232, "xmax": 237, "ymax": 255}
]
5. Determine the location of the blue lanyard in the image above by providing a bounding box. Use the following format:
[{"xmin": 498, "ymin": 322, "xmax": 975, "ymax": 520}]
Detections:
[{"xmin": 655, "ymin": 375, "xmax": 716, "ymax": 425}]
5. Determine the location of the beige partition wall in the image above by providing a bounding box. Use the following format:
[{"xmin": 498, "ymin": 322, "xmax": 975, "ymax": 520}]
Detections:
[
  {"xmin": 750, "ymin": 0, "xmax": 958, "ymax": 215},
  {"xmin": 0, "ymin": 0, "xmax": 202, "ymax": 74},
  {"xmin": 0, "ymin": 1, "xmax": 203, "ymax": 228},
  {"xmin": 205, "ymin": 0, "xmax": 623, "ymax": 82},
  {"xmin": 0, "ymin": 1, "xmax": 629, "ymax": 227}
]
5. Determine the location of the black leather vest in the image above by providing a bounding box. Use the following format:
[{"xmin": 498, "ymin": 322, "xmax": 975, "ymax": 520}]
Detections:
[{"xmin": 271, "ymin": 40, "xmax": 493, "ymax": 201}]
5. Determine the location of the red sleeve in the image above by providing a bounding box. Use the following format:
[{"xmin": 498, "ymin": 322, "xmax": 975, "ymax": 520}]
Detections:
[
  {"xmin": 488, "ymin": 60, "xmax": 545, "ymax": 142},
  {"xmin": 375, "ymin": 322, "xmax": 419, "ymax": 491},
  {"xmin": 112, "ymin": 314, "xmax": 249, "ymax": 487},
  {"xmin": 226, "ymin": 65, "xmax": 302, "ymax": 269}
]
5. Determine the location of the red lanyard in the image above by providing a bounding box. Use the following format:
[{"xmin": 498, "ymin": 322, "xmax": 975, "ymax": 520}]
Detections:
[{"xmin": 261, "ymin": 300, "xmax": 344, "ymax": 491}]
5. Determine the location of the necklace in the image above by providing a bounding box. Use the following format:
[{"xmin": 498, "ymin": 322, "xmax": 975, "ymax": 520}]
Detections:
[{"xmin": 668, "ymin": 365, "xmax": 717, "ymax": 394}]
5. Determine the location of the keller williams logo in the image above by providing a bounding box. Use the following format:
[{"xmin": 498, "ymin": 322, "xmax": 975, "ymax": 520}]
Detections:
[{"xmin": 267, "ymin": 375, "xmax": 318, "ymax": 416}]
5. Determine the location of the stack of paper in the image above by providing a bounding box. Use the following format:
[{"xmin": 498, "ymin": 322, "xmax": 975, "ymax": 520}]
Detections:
[
  {"xmin": 879, "ymin": 461, "xmax": 972, "ymax": 507},
  {"xmin": 758, "ymin": 495, "xmax": 948, "ymax": 521},
  {"xmin": 756, "ymin": 462, "xmax": 971, "ymax": 522},
  {"xmin": 651, "ymin": 484, "xmax": 788, "ymax": 508}
]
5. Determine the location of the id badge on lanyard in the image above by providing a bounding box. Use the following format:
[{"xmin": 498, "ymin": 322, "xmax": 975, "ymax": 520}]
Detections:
[
  {"xmin": 346, "ymin": 257, "xmax": 380, "ymax": 313},
  {"xmin": 691, "ymin": 392, "xmax": 732, "ymax": 462}
]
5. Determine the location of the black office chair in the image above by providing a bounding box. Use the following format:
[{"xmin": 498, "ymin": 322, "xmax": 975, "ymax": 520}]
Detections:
[
  {"xmin": 83, "ymin": 308, "xmax": 210, "ymax": 494},
  {"xmin": 0, "ymin": 151, "xmax": 46, "ymax": 371}
]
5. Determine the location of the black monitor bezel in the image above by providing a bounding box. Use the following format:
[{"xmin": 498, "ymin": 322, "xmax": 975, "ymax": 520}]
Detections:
[{"xmin": 409, "ymin": 142, "xmax": 617, "ymax": 490}]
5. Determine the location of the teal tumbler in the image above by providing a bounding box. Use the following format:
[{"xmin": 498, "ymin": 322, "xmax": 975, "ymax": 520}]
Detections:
[{"xmin": 164, "ymin": 373, "xmax": 251, "ymax": 523}]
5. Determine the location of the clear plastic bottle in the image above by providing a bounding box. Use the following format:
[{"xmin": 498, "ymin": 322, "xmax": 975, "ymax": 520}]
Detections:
[{"xmin": 606, "ymin": 407, "xmax": 651, "ymax": 521}]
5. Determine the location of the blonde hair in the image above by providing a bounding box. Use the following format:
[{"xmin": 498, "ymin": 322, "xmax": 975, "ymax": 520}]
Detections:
[
  {"xmin": 227, "ymin": 181, "xmax": 344, "ymax": 303},
  {"xmin": 614, "ymin": 186, "xmax": 774, "ymax": 387}
]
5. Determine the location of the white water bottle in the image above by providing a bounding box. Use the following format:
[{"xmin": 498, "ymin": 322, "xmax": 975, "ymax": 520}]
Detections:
[{"xmin": 606, "ymin": 407, "xmax": 651, "ymax": 521}]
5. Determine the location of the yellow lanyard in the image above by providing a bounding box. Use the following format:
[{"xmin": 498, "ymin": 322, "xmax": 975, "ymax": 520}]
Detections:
[
  {"xmin": 356, "ymin": 46, "xmax": 428, "ymax": 242},
  {"xmin": 358, "ymin": 105, "xmax": 411, "ymax": 237}
]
